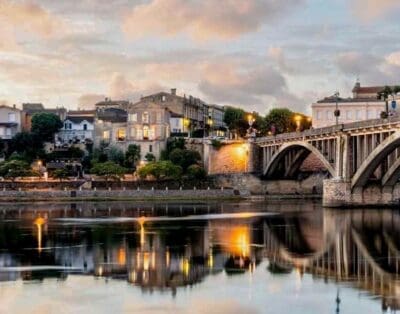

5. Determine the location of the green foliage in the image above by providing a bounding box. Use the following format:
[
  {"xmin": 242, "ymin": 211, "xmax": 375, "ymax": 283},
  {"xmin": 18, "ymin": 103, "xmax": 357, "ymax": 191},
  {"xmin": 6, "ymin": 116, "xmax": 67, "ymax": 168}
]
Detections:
[
  {"xmin": 223, "ymin": 107, "xmax": 248, "ymax": 137},
  {"xmin": 145, "ymin": 152, "xmax": 156, "ymax": 162},
  {"xmin": 160, "ymin": 138, "xmax": 186, "ymax": 160},
  {"xmin": 138, "ymin": 161, "xmax": 182, "ymax": 180},
  {"xmin": 125, "ymin": 144, "xmax": 141, "ymax": 168},
  {"xmin": 8, "ymin": 132, "xmax": 44, "ymax": 162},
  {"xmin": 90, "ymin": 161, "xmax": 126, "ymax": 181},
  {"xmin": 186, "ymin": 164, "xmax": 207, "ymax": 180},
  {"xmin": 52, "ymin": 168, "xmax": 69, "ymax": 181},
  {"xmin": 264, "ymin": 108, "xmax": 311, "ymax": 134},
  {"xmin": 168, "ymin": 148, "xmax": 201, "ymax": 171},
  {"xmin": 107, "ymin": 146, "xmax": 125, "ymax": 165},
  {"xmin": 0, "ymin": 160, "xmax": 38, "ymax": 180},
  {"xmin": 31, "ymin": 112, "xmax": 63, "ymax": 142},
  {"xmin": 46, "ymin": 146, "xmax": 85, "ymax": 161}
]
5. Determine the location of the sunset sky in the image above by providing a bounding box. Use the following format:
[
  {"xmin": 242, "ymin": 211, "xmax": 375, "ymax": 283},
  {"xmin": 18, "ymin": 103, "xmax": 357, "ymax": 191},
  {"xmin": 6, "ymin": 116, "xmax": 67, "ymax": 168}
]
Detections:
[{"xmin": 1, "ymin": 0, "xmax": 400, "ymax": 114}]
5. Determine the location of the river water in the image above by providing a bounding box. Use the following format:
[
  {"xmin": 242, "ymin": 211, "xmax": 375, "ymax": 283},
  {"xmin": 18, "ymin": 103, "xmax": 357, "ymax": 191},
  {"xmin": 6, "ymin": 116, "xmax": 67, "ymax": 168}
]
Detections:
[{"xmin": 0, "ymin": 200, "xmax": 397, "ymax": 313}]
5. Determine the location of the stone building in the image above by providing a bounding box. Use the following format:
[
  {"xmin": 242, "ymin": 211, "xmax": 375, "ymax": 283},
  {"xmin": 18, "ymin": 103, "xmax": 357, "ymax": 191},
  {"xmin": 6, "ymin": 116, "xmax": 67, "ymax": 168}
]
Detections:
[
  {"xmin": 311, "ymin": 81, "xmax": 396, "ymax": 128},
  {"xmin": 0, "ymin": 105, "xmax": 21, "ymax": 140},
  {"xmin": 56, "ymin": 110, "xmax": 95, "ymax": 146},
  {"xmin": 207, "ymin": 104, "xmax": 227, "ymax": 137},
  {"xmin": 21, "ymin": 103, "xmax": 67, "ymax": 132},
  {"xmin": 94, "ymin": 107, "xmax": 128, "ymax": 149}
]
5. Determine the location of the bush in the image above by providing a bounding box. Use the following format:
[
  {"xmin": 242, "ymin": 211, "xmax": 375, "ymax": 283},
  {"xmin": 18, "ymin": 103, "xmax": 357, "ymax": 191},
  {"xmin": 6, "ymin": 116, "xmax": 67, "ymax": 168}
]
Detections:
[
  {"xmin": 52, "ymin": 168, "xmax": 69, "ymax": 181},
  {"xmin": 0, "ymin": 160, "xmax": 39, "ymax": 180},
  {"xmin": 90, "ymin": 161, "xmax": 126, "ymax": 181},
  {"xmin": 211, "ymin": 139, "xmax": 223, "ymax": 149},
  {"xmin": 169, "ymin": 148, "xmax": 201, "ymax": 171},
  {"xmin": 145, "ymin": 153, "xmax": 156, "ymax": 162},
  {"xmin": 186, "ymin": 164, "xmax": 207, "ymax": 180},
  {"xmin": 138, "ymin": 161, "xmax": 182, "ymax": 180}
]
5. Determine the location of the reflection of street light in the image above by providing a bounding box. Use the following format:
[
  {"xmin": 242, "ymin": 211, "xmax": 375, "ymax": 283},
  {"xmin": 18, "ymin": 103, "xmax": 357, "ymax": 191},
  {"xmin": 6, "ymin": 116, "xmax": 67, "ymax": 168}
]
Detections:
[{"xmin": 294, "ymin": 115, "xmax": 302, "ymax": 132}]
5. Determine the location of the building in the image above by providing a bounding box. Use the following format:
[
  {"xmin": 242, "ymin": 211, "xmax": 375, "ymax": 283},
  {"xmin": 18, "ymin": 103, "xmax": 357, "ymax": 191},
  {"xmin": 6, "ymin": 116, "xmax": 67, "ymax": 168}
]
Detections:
[
  {"xmin": 94, "ymin": 107, "xmax": 128, "ymax": 149},
  {"xmin": 311, "ymin": 81, "xmax": 397, "ymax": 128},
  {"xmin": 21, "ymin": 103, "xmax": 67, "ymax": 132},
  {"xmin": 125, "ymin": 101, "xmax": 171, "ymax": 160},
  {"xmin": 138, "ymin": 89, "xmax": 209, "ymax": 135},
  {"xmin": 207, "ymin": 104, "xmax": 227, "ymax": 137},
  {"xmin": 94, "ymin": 98, "xmax": 129, "ymax": 111},
  {"xmin": 56, "ymin": 110, "xmax": 95, "ymax": 146},
  {"xmin": 0, "ymin": 105, "xmax": 21, "ymax": 140}
]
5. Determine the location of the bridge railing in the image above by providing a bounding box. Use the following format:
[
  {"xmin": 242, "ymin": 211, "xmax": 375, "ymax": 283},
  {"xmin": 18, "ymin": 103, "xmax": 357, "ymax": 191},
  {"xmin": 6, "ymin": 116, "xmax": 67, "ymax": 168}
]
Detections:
[{"xmin": 256, "ymin": 115, "xmax": 400, "ymax": 143}]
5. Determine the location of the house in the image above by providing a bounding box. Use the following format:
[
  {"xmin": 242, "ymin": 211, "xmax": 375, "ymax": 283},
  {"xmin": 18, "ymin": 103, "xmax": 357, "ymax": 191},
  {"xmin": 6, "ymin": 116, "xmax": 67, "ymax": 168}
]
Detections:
[
  {"xmin": 21, "ymin": 103, "xmax": 67, "ymax": 132},
  {"xmin": 207, "ymin": 104, "xmax": 227, "ymax": 137},
  {"xmin": 311, "ymin": 81, "xmax": 396, "ymax": 128},
  {"xmin": 0, "ymin": 105, "xmax": 21, "ymax": 140},
  {"xmin": 56, "ymin": 110, "xmax": 95, "ymax": 146},
  {"xmin": 94, "ymin": 107, "xmax": 128, "ymax": 149},
  {"xmin": 94, "ymin": 98, "xmax": 129, "ymax": 111}
]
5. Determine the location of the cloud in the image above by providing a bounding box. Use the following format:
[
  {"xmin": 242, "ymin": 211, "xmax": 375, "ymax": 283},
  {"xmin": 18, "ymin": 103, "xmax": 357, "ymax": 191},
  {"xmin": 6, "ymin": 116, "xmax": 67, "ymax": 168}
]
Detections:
[
  {"xmin": 336, "ymin": 52, "xmax": 382, "ymax": 76},
  {"xmin": 78, "ymin": 94, "xmax": 106, "ymax": 110},
  {"xmin": 0, "ymin": 0, "xmax": 64, "ymax": 38},
  {"xmin": 108, "ymin": 72, "xmax": 164, "ymax": 101},
  {"xmin": 122, "ymin": 0, "xmax": 304, "ymax": 41},
  {"xmin": 268, "ymin": 47, "xmax": 296, "ymax": 74},
  {"xmin": 350, "ymin": 0, "xmax": 400, "ymax": 21}
]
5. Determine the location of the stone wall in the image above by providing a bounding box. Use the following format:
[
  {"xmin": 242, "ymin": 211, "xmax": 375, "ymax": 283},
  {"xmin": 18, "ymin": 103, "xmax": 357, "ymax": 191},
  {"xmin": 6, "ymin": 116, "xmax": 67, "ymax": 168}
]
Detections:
[
  {"xmin": 212, "ymin": 173, "xmax": 325, "ymax": 195},
  {"xmin": 0, "ymin": 188, "xmax": 237, "ymax": 201},
  {"xmin": 207, "ymin": 142, "xmax": 248, "ymax": 174},
  {"xmin": 323, "ymin": 178, "xmax": 400, "ymax": 207}
]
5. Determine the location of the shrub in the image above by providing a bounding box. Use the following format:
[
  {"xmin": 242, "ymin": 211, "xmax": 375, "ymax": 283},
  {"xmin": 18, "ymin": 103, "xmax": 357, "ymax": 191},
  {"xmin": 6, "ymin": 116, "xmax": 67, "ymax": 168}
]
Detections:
[
  {"xmin": 138, "ymin": 161, "xmax": 182, "ymax": 180},
  {"xmin": 90, "ymin": 161, "xmax": 126, "ymax": 181},
  {"xmin": 186, "ymin": 164, "xmax": 207, "ymax": 180}
]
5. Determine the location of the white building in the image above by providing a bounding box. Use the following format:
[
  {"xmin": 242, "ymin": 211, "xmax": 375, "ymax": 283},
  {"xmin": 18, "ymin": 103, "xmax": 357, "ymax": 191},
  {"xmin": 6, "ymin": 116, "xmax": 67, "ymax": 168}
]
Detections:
[
  {"xmin": 57, "ymin": 110, "xmax": 95, "ymax": 145},
  {"xmin": 311, "ymin": 82, "xmax": 399, "ymax": 128},
  {"xmin": 0, "ymin": 105, "xmax": 21, "ymax": 140}
]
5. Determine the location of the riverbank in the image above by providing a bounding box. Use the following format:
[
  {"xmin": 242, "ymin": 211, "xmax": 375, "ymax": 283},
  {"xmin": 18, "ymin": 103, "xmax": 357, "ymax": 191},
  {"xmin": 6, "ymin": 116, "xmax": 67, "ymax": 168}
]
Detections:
[{"xmin": 0, "ymin": 188, "xmax": 243, "ymax": 202}]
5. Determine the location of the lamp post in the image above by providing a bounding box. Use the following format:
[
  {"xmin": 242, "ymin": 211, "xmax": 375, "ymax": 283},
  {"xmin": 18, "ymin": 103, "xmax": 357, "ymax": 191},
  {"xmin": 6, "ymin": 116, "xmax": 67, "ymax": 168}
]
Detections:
[
  {"xmin": 334, "ymin": 91, "xmax": 340, "ymax": 126},
  {"xmin": 247, "ymin": 114, "xmax": 255, "ymax": 137}
]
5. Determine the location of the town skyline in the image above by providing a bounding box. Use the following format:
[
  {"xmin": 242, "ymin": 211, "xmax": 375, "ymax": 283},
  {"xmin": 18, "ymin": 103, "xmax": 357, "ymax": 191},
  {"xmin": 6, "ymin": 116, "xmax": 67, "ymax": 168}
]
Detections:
[{"xmin": 1, "ymin": 0, "xmax": 400, "ymax": 115}]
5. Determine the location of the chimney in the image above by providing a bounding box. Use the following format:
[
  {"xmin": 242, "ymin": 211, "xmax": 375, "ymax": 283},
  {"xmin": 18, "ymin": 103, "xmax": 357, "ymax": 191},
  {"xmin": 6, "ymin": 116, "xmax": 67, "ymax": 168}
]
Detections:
[
  {"xmin": 171, "ymin": 88, "xmax": 176, "ymax": 96},
  {"xmin": 13, "ymin": 104, "xmax": 16, "ymax": 109}
]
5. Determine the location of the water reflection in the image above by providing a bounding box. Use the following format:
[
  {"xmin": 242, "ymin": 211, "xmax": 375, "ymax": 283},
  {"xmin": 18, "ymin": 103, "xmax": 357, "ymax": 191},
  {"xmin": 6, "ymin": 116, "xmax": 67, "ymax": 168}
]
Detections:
[{"xmin": 0, "ymin": 202, "xmax": 399, "ymax": 312}]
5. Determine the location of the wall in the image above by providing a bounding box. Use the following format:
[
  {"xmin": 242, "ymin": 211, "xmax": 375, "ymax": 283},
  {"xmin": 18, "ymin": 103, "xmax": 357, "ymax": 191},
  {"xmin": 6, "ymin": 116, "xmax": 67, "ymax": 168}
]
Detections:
[
  {"xmin": 206, "ymin": 142, "xmax": 249, "ymax": 174},
  {"xmin": 212, "ymin": 173, "xmax": 325, "ymax": 195}
]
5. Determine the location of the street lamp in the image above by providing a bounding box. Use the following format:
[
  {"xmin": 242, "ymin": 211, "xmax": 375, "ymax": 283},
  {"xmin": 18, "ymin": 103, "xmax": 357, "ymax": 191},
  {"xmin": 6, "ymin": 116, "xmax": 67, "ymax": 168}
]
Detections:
[
  {"xmin": 334, "ymin": 91, "xmax": 340, "ymax": 126},
  {"xmin": 247, "ymin": 114, "xmax": 255, "ymax": 127}
]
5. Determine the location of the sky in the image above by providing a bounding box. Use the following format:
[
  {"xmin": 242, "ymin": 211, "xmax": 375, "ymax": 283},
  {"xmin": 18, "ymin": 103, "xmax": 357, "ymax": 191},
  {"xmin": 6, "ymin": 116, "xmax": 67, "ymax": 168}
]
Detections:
[{"xmin": 1, "ymin": 0, "xmax": 400, "ymax": 114}]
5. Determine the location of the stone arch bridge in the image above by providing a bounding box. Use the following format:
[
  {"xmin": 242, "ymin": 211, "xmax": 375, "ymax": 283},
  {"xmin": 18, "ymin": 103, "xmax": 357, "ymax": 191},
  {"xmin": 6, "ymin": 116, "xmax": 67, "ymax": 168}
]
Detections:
[{"xmin": 252, "ymin": 116, "xmax": 400, "ymax": 207}]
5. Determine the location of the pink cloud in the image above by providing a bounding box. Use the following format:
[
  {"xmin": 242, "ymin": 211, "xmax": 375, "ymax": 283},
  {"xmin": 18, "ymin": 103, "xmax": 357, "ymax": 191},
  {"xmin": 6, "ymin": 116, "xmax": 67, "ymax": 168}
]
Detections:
[
  {"xmin": 122, "ymin": 0, "xmax": 304, "ymax": 41},
  {"xmin": 351, "ymin": 0, "xmax": 400, "ymax": 20}
]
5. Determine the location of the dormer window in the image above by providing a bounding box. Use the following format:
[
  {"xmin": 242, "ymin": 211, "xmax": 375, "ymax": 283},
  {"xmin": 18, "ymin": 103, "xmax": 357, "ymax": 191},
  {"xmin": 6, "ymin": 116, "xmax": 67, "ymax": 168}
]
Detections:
[{"xmin": 161, "ymin": 95, "xmax": 166, "ymax": 102}]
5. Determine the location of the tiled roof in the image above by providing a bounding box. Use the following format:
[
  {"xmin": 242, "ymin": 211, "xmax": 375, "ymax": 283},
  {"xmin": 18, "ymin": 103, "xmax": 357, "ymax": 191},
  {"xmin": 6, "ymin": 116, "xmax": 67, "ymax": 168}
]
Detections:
[{"xmin": 96, "ymin": 107, "xmax": 127, "ymax": 123}]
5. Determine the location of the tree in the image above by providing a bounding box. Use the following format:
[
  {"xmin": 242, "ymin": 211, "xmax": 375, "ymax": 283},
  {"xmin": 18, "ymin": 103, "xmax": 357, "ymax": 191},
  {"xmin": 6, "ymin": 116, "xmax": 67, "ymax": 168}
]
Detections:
[
  {"xmin": 264, "ymin": 108, "xmax": 295, "ymax": 134},
  {"xmin": 31, "ymin": 112, "xmax": 63, "ymax": 142},
  {"xmin": 0, "ymin": 160, "xmax": 38, "ymax": 181},
  {"xmin": 90, "ymin": 161, "xmax": 126, "ymax": 182},
  {"xmin": 52, "ymin": 168, "xmax": 69, "ymax": 182},
  {"xmin": 138, "ymin": 161, "xmax": 182, "ymax": 180},
  {"xmin": 223, "ymin": 107, "xmax": 248, "ymax": 137},
  {"xmin": 186, "ymin": 164, "xmax": 207, "ymax": 180},
  {"xmin": 169, "ymin": 148, "xmax": 201, "ymax": 171},
  {"xmin": 125, "ymin": 144, "xmax": 141, "ymax": 168},
  {"xmin": 8, "ymin": 132, "xmax": 44, "ymax": 162},
  {"xmin": 145, "ymin": 153, "xmax": 156, "ymax": 162},
  {"xmin": 107, "ymin": 146, "xmax": 125, "ymax": 165},
  {"xmin": 377, "ymin": 86, "xmax": 400, "ymax": 117}
]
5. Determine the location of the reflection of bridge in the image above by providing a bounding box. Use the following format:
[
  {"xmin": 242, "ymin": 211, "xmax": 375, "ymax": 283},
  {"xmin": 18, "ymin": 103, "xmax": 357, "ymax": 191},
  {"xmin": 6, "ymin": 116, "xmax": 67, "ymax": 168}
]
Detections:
[
  {"xmin": 264, "ymin": 209, "xmax": 400, "ymax": 310},
  {"xmin": 254, "ymin": 116, "xmax": 400, "ymax": 206}
]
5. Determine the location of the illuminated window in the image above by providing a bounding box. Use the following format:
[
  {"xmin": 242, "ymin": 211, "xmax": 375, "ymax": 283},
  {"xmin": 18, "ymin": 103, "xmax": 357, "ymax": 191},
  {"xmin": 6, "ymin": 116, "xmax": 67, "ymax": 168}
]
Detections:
[
  {"xmin": 117, "ymin": 128, "xmax": 126, "ymax": 141},
  {"xmin": 143, "ymin": 125, "xmax": 149, "ymax": 139},
  {"xmin": 103, "ymin": 130, "xmax": 110, "ymax": 140},
  {"xmin": 142, "ymin": 112, "xmax": 149, "ymax": 123}
]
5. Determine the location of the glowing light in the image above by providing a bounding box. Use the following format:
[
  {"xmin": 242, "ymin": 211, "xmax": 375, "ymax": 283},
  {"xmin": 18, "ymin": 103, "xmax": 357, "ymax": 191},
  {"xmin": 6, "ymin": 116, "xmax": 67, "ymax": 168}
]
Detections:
[
  {"xmin": 118, "ymin": 247, "xmax": 126, "ymax": 266},
  {"xmin": 166, "ymin": 249, "xmax": 170, "ymax": 267},
  {"xmin": 180, "ymin": 258, "xmax": 190, "ymax": 276},
  {"xmin": 143, "ymin": 252, "xmax": 150, "ymax": 271},
  {"xmin": 226, "ymin": 226, "xmax": 250, "ymax": 257},
  {"xmin": 207, "ymin": 248, "xmax": 214, "ymax": 268},
  {"xmin": 34, "ymin": 217, "xmax": 46, "ymax": 253},
  {"xmin": 139, "ymin": 216, "xmax": 145, "ymax": 246}
]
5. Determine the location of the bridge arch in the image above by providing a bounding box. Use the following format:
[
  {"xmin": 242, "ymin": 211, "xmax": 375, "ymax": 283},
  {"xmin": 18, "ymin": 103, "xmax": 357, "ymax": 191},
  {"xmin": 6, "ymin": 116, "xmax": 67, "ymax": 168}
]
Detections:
[
  {"xmin": 263, "ymin": 141, "xmax": 335, "ymax": 178},
  {"xmin": 352, "ymin": 131, "xmax": 400, "ymax": 189}
]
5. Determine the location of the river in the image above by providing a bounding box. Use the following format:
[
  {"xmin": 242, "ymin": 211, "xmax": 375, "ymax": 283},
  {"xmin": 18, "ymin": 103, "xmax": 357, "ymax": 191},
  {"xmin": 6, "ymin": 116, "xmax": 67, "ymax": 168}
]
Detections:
[{"xmin": 0, "ymin": 200, "xmax": 396, "ymax": 313}]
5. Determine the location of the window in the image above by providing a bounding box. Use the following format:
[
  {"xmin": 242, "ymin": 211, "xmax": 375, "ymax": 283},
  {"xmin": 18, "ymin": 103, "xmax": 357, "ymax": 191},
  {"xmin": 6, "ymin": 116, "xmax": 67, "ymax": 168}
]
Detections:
[
  {"xmin": 130, "ymin": 127, "xmax": 136, "ymax": 138},
  {"xmin": 326, "ymin": 110, "xmax": 332, "ymax": 120},
  {"xmin": 161, "ymin": 95, "xmax": 166, "ymax": 102},
  {"xmin": 8, "ymin": 113, "xmax": 15, "ymax": 122},
  {"xmin": 367, "ymin": 109, "xmax": 373, "ymax": 119},
  {"xmin": 103, "ymin": 130, "xmax": 110, "ymax": 140},
  {"xmin": 0, "ymin": 128, "xmax": 4, "ymax": 136},
  {"xmin": 6, "ymin": 128, "xmax": 11, "ymax": 136},
  {"xmin": 156, "ymin": 112, "xmax": 162, "ymax": 123},
  {"xmin": 346, "ymin": 110, "xmax": 352, "ymax": 120},
  {"xmin": 83, "ymin": 124, "xmax": 87, "ymax": 130},
  {"xmin": 142, "ymin": 112, "xmax": 149, "ymax": 123},
  {"xmin": 356, "ymin": 110, "xmax": 362, "ymax": 120},
  {"xmin": 116, "ymin": 128, "xmax": 126, "ymax": 141},
  {"xmin": 64, "ymin": 122, "xmax": 68, "ymax": 129},
  {"xmin": 149, "ymin": 144, "xmax": 153, "ymax": 152},
  {"xmin": 143, "ymin": 125, "xmax": 149, "ymax": 140},
  {"xmin": 129, "ymin": 113, "xmax": 137, "ymax": 122},
  {"xmin": 316, "ymin": 111, "xmax": 322, "ymax": 120}
]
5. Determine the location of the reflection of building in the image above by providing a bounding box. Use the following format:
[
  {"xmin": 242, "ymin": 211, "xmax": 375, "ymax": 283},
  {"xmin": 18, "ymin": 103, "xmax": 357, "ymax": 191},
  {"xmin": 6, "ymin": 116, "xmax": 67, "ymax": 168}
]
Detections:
[{"xmin": 311, "ymin": 81, "xmax": 394, "ymax": 128}]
